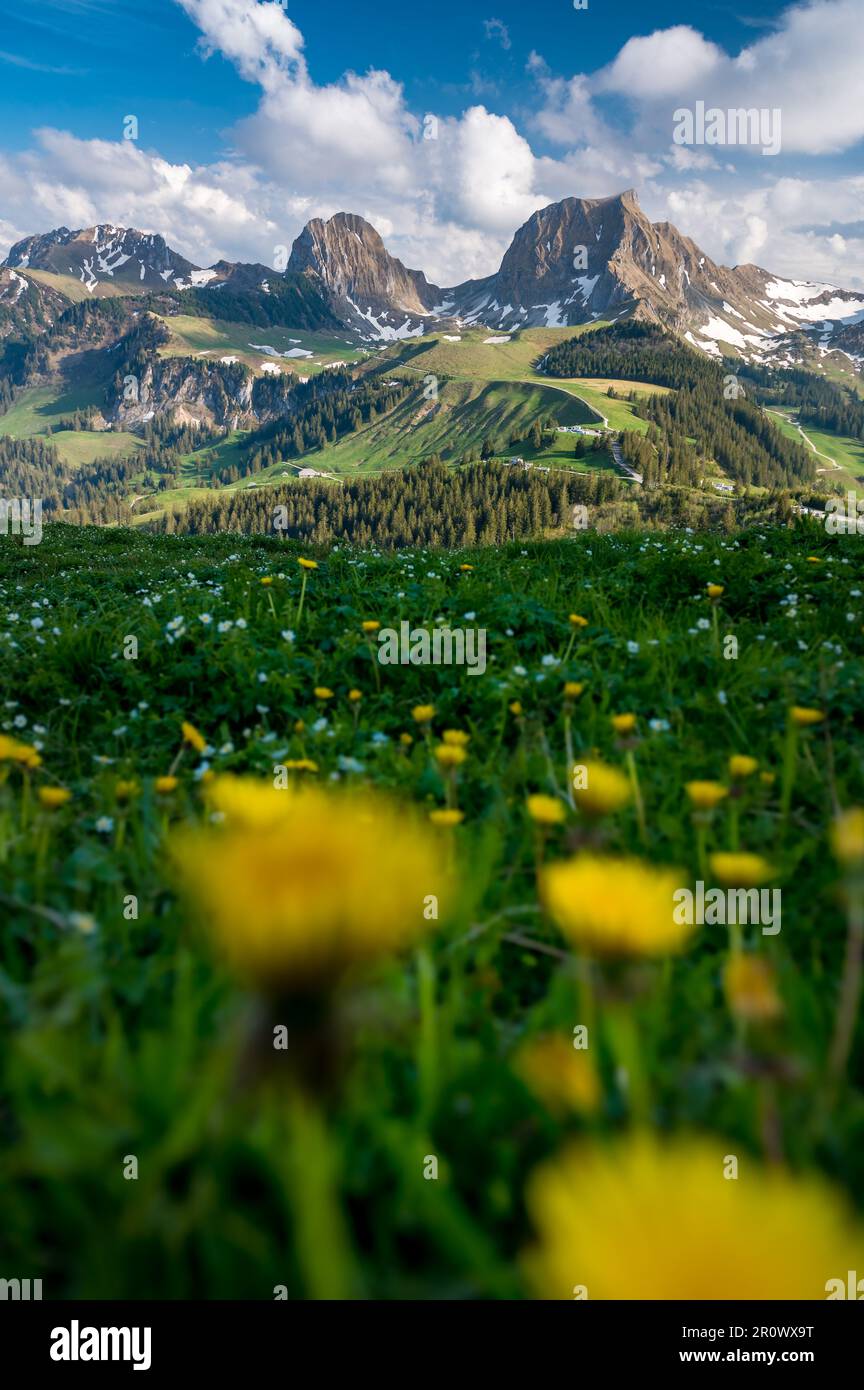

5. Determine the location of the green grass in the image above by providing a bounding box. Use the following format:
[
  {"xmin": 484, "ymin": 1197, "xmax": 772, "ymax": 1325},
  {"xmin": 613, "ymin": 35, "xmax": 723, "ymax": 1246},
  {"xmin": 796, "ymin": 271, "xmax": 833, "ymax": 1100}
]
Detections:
[
  {"xmin": 1, "ymin": 521, "xmax": 863, "ymax": 1299},
  {"xmin": 158, "ymin": 315, "xmax": 368, "ymax": 376},
  {"xmin": 257, "ymin": 379, "xmax": 597, "ymax": 478},
  {"xmin": 0, "ymin": 384, "xmax": 104, "ymax": 438}
]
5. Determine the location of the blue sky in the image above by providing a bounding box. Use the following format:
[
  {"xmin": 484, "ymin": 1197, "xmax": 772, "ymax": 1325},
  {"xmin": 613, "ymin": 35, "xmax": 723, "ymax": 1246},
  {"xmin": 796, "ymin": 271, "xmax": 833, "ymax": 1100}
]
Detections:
[{"xmin": 0, "ymin": 0, "xmax": 861, "ymax": 288}]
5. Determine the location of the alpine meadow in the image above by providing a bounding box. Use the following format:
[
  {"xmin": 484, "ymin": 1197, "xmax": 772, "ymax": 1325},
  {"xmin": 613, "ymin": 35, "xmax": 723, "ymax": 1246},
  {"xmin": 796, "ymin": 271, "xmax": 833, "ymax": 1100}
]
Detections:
[{"xmin": 1, "ymin": 0, "xmax": 864, "ymax": 1335}]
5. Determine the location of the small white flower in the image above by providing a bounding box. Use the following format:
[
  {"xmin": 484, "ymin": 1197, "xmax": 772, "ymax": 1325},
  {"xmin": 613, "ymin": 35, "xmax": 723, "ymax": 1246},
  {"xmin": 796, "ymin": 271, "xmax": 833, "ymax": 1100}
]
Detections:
[
  {"xmin": 95, "ymin": 816, "xmax": 114, "ymax": 834},
  {"xmin": 218, "ymin": 620, "xmax": 233, "ymax": 633},
  {"xmin": 281, "ymin": 629, "xmax": 295, "ymax": 642},
  {"xmin": 717, "ymin": 690, "xmax": 728, "ymax": 706},
  {"xmin": 198, "ymin": 613, "xmax": 212, "ymax": 625},
  {"xmin": 626, "ymin": 640, "xmax": 639, "ymax": 655},
  {"xmin": 696, "ymin": 618, "xmax": 710, "ymax": 631},
  {"xmin": 235, "ymin": 618, "xmax": 248, "ymax": 629},
  {"xmin": 31, "ymin": 617, "xmax": 44, "ymax": 630}
]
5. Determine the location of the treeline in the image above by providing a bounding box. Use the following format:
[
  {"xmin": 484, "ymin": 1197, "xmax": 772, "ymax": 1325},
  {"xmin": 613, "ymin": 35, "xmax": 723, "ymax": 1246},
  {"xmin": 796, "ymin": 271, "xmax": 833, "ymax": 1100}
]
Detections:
[
  {"xmin": 541, "ymin": 322, "xmax": 712, "ymax": 389},
  {"xmin": 742, "ymin": 364, "xmax": 864, "ymax": 440},
  {"xmin": 235, "ymin": 379, "xmax": 411, "ymax": 480}
]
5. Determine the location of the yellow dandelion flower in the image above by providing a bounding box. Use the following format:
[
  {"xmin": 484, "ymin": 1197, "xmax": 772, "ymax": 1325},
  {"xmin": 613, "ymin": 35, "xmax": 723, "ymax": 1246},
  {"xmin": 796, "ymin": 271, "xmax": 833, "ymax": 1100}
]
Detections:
[
  {"xmin": 429, "ymin": 808, "xmax": 464, "ymax": 827},
  {"xmin": 706, "ymin": 583, "xmax": 725, "ymax": 598},
  {"xmin": 760, "ymin": 771, "xmax": 776, "ymax": 786},
  {"xmin": 709, "ymin": 852, "xmax": 774, "ymax": 888},
  {"xmin": 284, "ymin": 759, "xmax": 319, "ymax": 774},
  {"xmin": 790, "ymin": 706, "xmax": 825, "ymax": 727},
  {"xmin": 412, "ymin": 704, "xmax": 436, "ymax": 724},
  {"xmin": 564, "ymin": 682, "xmax": 584, "ymax": 700},
  {"xmin": 361, "ymin": 620, "xmax": 380, "ymax": 633},
  {"xmin": 685, "ymin": 780, "xmax": 728, "ymax": 811},
  {"xmin": 724, "ymin": 953, "xmax": 783, "ymax": 1023},
  {"xmin": 38, "ymin": 786, "xmax": 72, "ymax": 809},
  {"xmin": 182, "ymin": 721, "xmax": 207, "ymax": 754},
  {"xmin": 611, "ymin": 713, "xmax": 637, "ymax": 735},
  {"xmin": 115, "ymin": 779, "xmax": 140, "ymax": 801},
  {"xmin": 314, "ymin": 687, "xmax": 334, "ymax": 701},
  {"xmin": 805, "ymin": 555, "xmax": 823, "ymax": 563},
  {"xmin": 526, "ymin": 794, "xmax": 567, "ymax": 826},
  {"xmin": 348, "ymin": 689, "xmax": 363, "ymax": 702},
  {"xmin": 831, "ymin": 808, "xmax": 864, "ymax": 867},
  {"xmin": 0, "ymin": 735, "xmax": 41, "ymax": 769},
  {"xmin": 294, "ymin": 719, "xmax": 305, "ymax": 734},
  {"xmin": 515, "ymin": 1035, "xmax": 600, "ymax": 1116},
  {"xmin": 509, "ymin": 701, "xmax": 523, "ymax": 716},
  {"xmin": 260, "ymin": 576, "xmax": 273, "ymax": 587},
  {"xmin": 541, "ymin": 854, "xmax": 691, "ymax": 957},
  {"xmin": 568, "ymin": 613, "xmax": 588, "ymax": 627},
  {"xmin": 172, "ymin": 779, "xmax": 448, "ymax": 989},
  {"xmin": 523, "ymin": 1134, "xmax": 864, "ymax": 1299},
  {"xmin": 434, "ymin": 744, "xmax": 467, "ymax": 768},
  {"xmin": 573, "ymin": 761, "xmax": 631, "ymax": 817},
  {"xmin": 459, "ymin": 564, "xmax": 474, "ymax": 572},
  {"xmin": 298, "ymin": 557, "xmax": 318, "ymax": 570},
  {"xmin": 442, "ymin": 729, "xmax": 470, "ymax": 747},
  {"xmin": 729, "ymin": 754, "xmax": 758, "ymax": 780},
  {"xmin": 399, "ymin": 732, "xmax": 414, "ymax": 746},
  {"xmin": 155, "ymin": 776, "xmax": 179, "ymax": 794}
]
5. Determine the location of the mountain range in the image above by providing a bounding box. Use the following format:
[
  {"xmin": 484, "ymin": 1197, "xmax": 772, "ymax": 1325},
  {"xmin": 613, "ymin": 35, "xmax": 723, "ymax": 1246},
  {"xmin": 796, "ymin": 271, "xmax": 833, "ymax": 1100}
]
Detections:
[{"xmin": 3, "ymin": 191, "xmax": 864, "ymax": 369}]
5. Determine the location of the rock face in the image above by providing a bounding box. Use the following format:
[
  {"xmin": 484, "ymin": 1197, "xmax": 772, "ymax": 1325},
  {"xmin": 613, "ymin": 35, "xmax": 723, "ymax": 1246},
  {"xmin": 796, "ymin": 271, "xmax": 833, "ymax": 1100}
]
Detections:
[
  {"xmin": 287, "ymin": 212, "xmax": 442, "ymax": 341},
  {"xmin": 440, "ymin": 190, "xmax": 864, "ymax": 360}
]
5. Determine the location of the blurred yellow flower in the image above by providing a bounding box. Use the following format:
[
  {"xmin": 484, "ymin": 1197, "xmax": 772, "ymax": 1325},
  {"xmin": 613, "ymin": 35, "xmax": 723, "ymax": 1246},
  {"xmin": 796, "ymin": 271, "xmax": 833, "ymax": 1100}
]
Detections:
[
  {"xmin": 564, "ymin": 682, "xmax": 584, "ymax": 699},
  {"xmin": 573, "ymin": 761, "xmax": 631, "ymax": 817},
  {"xmin": 260, "ymin": 577, "xmax": 273, "ymax": 587},
  {"xmin": 314, "ymin": 687, "xmax": 334, "ymax": 700},
  {"xmin": 790, "ymin": 706, "xmax": 825, "ymax": 727},
  {"xmin": 294, "ymin": 720, "xmax": 305, "ymax": 734},
  {"xmin": 442, "ymin": 729, "xmax": 470, "ymax": 747},
  {"xmin": 429, "ymin": 808, "xmax": 464, "ymax": 827},
  {"xmin": 686, "ymin": 780, "xmax": 728, "ymax": 811},
  {"xmin": 0, "ymin": 735, "xmax": 41, "ymax": 769},
  {"xmin": 709, "ymin": 852, "xmax": 774, "ymax": 888},
  {"xmin": 172, "ymin": 778, "xmax": 447, "ymax": 990},
  {"xmin": 523, "ymin": 1135, "xmax": 864, "ymax": 1299},
  {"xmin": 434, "ymin": 744, "xmax": 467, "ymax": 768},
  {"xmin": 831, "ymin": 809, "xmax": 864, "ymax": 867},
  {"xmin": 38, "ymin": 786, "xmax": 71, "ymax": 809},
  {"xmin": 724, "ymin": 953, "xmax": 783, "ymax": 1023},
  {"xmin": 611, "ymin": 713, "xmax": 637, "ymax": 735},
  {"xmin": 515, "ymin": 1035, "xmax": 600, "ymax": 1116},
  {"xmin": 284, "ymin": 759, "xmax": 318, "ymax": 774},
  {"xmin": 569, "ymin": 614, "xmax": 588, "ymax": 627},
  {"xmin": 459, "ymin": 564, "xmax": 474, "ymax": 572},
  {"xmin": 706, "ymin": 583, "xmax": 724, "ymax": 598},
  {"xmin": 399, "ymin": 733, "xmax": 414, "ymax": 746},
  {"xmin": 806, "ymin": 556, "xmax": 823, "ymax": 564},
  {"xmin": 155, "ymin": 776, "xmax": 178, "ymax": 794},
  {"xmin": 760, "ymin": 771, "xmax": 776, "ymax": 786},
  {"xmin": 526, "ymin": 794, "xmax": 566, "ymax": 826},
  {"xmin": 361, "ymin": 621, "xmax": 380, "ymax": 633},
  {"xmin": 115, "ymin": 779, "xmax": 140, "ymax": 801},
  {"xmin": 728, "ymin": 755, "xmax": 758, "ymax": 780},
  {"xmin": 298, "ymin": 557, "xmax": 318, "ymax": 570},
  {"xmin": 412, "ymin": 705, "xmax": 436, "ymax": 723},
  {"xmin": 348, "ymin": 689, "xmax": 363, "ymax": 702},
  {"xmin": 509, "ymin": 701, "xmax": 523, "ymax": 716},
  {"xmin": 541, "ymin": 854, "xmax": 690, "ymax": 957},
  {"xmin": 182, "ymin": 721, "xmax": 207, "ymax": 754}
]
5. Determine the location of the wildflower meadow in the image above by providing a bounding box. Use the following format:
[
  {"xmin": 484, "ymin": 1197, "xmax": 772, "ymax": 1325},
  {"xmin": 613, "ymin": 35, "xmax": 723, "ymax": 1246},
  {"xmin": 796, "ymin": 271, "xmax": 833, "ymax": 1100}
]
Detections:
[{"xmin": 1, "ymin": 520, "xmax": 864, "ymax": 1300}]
